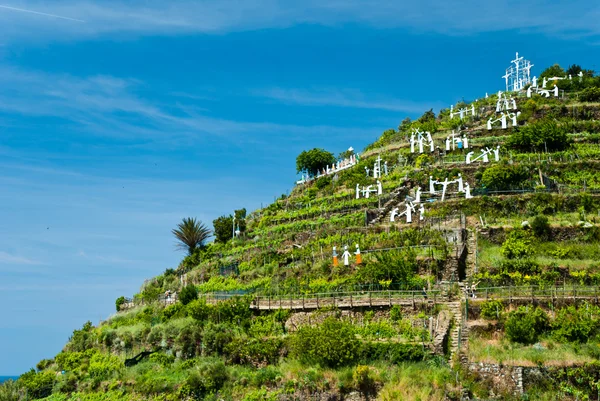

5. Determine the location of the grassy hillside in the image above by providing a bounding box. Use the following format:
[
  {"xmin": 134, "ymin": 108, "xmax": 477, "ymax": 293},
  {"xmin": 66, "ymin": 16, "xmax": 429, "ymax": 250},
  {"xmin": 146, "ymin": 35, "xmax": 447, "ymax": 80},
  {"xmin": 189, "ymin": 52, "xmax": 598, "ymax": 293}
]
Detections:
[{"xmin": 4, "ymin": 64, "xmax": 600, "ymax": 401}]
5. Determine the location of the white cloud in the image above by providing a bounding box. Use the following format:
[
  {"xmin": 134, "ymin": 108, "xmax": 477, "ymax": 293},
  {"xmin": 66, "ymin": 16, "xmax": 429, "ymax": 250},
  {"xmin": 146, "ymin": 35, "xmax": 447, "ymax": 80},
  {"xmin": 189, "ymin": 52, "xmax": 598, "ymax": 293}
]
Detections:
[
  {"xmin": 0, "ymin": 0, "xmax": 598, "ymax": 43},
  {"xmin": 0, "ymin": 251, "xmax": 41, "ymax": 265},
  {"xmin": 256, "ymin": 87, "xmax": 443, "ymax": 113},
  {"xmin": 0, "ymin": 66, "xmax": 379, "ymax": 145}
]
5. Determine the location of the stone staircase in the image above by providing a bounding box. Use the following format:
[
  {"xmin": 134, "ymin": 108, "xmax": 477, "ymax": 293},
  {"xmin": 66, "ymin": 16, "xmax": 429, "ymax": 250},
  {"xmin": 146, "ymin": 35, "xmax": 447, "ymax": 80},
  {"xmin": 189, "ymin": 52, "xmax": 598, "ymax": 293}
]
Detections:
[{"xmin": 447, "ymin": 292, "xmax": 468, "ymax": 363}]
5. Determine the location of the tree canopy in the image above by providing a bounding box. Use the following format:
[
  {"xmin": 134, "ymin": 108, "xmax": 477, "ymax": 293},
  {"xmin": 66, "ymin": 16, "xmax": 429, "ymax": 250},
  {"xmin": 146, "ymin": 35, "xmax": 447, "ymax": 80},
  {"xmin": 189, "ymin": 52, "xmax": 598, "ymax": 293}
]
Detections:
[
  {"xmin": 296, "ymin": 148, "xmax": 336, "ymax": 177},
  {"xmin": 172, "ymin": 217, "xmax": 212, "ymax": 255},
  {"xmin": 213, "ymin": 209, "xmax": 247, "ymax": 243}
]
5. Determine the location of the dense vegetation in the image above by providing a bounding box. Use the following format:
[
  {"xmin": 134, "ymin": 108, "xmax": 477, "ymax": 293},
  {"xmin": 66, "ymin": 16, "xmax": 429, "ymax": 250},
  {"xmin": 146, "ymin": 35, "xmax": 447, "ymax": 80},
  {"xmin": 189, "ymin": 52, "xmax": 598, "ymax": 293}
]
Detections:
[{"xmin": 4, "ymin": 62, "xmax": 600, "ymax": 400}]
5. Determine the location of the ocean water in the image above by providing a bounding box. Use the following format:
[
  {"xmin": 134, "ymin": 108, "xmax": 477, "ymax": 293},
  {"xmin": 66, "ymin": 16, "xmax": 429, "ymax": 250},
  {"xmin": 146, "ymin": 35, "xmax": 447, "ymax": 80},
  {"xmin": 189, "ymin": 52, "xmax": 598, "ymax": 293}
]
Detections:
[{"xmin": 0, "ymin": 376, "xmax": 19, "ymax": 384}]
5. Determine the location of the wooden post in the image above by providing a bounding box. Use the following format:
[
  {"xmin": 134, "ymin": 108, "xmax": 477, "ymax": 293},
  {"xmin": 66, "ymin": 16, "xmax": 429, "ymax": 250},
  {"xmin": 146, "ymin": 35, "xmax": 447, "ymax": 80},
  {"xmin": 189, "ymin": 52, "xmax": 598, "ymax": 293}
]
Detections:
[
  {"xmin": 268, "ymin": 296, "xmax": 271, "ymax": 310},
  {"xmin": 350, "ymin": 294, "xmax": 353, "ymax": 308},
  {"xmin": 369, "ymin": 292, "xmax": 372, "ymax": 307},
  {"xmin": 302, "ymin": 294, "xmax": 305, "ymax": 310},
  {"xmin": 389, "ymin": 290, "xmax": 391, "ymax": 307},
  {"xmin": 317, "ymin": 294, "xmax": 319, "ymax": 309}
]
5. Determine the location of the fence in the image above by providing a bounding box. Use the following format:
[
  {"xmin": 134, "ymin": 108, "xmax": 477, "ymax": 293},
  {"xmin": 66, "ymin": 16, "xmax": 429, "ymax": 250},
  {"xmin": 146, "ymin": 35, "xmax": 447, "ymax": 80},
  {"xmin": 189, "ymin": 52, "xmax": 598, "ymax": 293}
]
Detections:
[{"xmin": 120, "ymin": 285, "xmax": 600, "ymax": 312}]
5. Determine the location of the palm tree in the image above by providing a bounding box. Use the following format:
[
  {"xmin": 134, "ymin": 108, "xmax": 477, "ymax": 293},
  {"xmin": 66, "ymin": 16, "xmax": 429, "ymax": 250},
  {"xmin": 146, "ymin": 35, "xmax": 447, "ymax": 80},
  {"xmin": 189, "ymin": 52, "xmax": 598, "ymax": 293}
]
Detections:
[{"xmin": 172, "ymin": 217, "xmax": 212, "ymax": 255}]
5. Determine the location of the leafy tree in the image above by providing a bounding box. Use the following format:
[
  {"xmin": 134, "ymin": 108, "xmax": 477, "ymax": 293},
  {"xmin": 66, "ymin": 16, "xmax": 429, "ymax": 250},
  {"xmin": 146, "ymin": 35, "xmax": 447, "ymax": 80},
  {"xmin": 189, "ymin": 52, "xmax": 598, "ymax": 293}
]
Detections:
[
  {"xmin": 501, "ymin": 230, "xmax": 534, "ymax": 259},
  {"xmin": 506, "ymin": 119, "xmax": 570, "ymax": 152},
  {"xmin": 480, "ymin": 164, "xmax": 529, "ymax": 191},
  {"xmin": 290, "ymin": 317, "xmax": 360, "ymax": 367},
  {"xmin": 540, "ymin": 64, "xmax": 566, "ymax": 79},
  {"xmin": 398, "ymin": 117, "xmax": 412, "ymax": 132},
  {"xmin": 580, "ymin": 87, "xmax": 600, "ymax": 102},
  {"xmin": 417, "ymin": 108, "xmax": 435, "ymax": 123},
  {"xmin": 567, "ymin": 64, "xmax": 583, "ymax": 76},
  {"xmin": 338, "ymin": 147, "xmax": 355, "ymax": 161},
  {"xmin": 553, "ymin": 304, "xmax": 598, "ymax": 343},
  {"xmin": 531, "ymin": 215, "xmax": 551, "ymax": 240},
  {"xmin": 480, "ymin": 300, "xmax": 504, "ymax": 321},
  {"xmin": 505, "ymin": 306, "xmax": 549, "ymax": 344},
  {"xmin": 296, "ymin": 148, "xmax": 336, "ymax": 177},
  {"xmin": 179, "ymin": 284, "xmax": 198, "ymax": 305},
  {"xmin": 115, "ymin": 296, "xmax": 126, "ymax": 312},
  {"xmin": 213, "ymin": 209, "xmax": 247, "ymax": 243},
  {"xmin": 17, "ymin": 369, "xmax": 55, "ymax": 399},
  {"xmin": 172, "ymin": 217, "xmax": 212, "ymax": 255}
]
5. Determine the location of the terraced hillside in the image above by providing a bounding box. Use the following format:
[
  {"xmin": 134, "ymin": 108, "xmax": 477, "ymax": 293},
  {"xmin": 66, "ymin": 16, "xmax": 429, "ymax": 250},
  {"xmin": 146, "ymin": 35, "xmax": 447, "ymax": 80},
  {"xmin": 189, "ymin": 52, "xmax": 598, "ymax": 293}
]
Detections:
[{"xmin": 4, "ymin": 63, "xmax": 600, "ymax": 401}]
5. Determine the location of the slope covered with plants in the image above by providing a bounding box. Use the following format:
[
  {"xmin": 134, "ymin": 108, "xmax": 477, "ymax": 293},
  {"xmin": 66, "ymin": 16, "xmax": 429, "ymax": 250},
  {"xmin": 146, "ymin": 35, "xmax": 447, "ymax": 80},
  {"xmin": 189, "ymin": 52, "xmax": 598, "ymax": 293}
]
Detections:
[{"xmin": 4, "ymin": 62, "xmax": 600, "ymax": 401}]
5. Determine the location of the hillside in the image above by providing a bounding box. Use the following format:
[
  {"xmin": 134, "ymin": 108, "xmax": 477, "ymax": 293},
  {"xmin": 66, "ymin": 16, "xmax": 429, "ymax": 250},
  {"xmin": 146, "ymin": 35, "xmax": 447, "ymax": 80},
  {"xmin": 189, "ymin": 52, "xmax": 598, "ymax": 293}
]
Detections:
[{"xmin": 4, "ymin": 60, "xmax": 600, "ymax": 401}]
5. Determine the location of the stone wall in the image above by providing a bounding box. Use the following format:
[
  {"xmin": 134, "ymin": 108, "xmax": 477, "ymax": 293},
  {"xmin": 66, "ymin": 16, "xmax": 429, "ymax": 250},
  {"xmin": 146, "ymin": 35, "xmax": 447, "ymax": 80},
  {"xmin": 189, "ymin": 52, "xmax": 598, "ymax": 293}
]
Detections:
[{"xmin": 467, "ymin": 362, "xmax": 523, "ymax": 396}]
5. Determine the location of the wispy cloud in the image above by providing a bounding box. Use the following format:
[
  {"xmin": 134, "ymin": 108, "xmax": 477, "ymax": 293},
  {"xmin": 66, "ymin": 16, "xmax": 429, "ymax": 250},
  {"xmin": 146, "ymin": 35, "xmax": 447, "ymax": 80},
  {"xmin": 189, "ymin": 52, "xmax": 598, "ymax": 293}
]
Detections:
[
  {"xmin": 0, "ymin": 1, "xmax": 598, "ymax": 43},
  {"xmin": 0, "ymin": 251, "xmax": 42, "ymax": 265},
  {"xmin": 0, "ymin": 4, "xmax": 85, "ymax": 22},
  {"xmin": 0, "ymin": 66, "xmax": 380, "ymax": 146},
  {"xmin": 256, "ymin": 87, "xmax": 443, "ymax": 113}
]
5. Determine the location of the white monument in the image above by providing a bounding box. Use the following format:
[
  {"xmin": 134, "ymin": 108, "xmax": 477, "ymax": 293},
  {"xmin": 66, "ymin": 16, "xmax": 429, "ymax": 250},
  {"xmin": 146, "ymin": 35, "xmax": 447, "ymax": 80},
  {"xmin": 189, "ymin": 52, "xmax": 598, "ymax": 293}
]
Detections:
[{"xmin": 503, "ymin": 52, "xmax": 534, "ymax": 92}]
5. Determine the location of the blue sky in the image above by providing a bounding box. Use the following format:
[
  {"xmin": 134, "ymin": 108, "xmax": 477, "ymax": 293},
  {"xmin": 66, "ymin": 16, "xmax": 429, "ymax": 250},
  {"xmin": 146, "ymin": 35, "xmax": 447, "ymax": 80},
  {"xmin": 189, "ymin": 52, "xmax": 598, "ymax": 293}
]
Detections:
[{"xmin": 1, "ymin": 0, "xmax": 600, "ymax": 375}]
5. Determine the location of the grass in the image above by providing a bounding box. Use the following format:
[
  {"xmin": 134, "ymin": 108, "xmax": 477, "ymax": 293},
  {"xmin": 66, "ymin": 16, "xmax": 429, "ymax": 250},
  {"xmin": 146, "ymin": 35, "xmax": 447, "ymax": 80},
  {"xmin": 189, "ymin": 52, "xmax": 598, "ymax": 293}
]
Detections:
[{"xmin": 468, "ymin": 333, "xmax": 597, "ymax": 366}]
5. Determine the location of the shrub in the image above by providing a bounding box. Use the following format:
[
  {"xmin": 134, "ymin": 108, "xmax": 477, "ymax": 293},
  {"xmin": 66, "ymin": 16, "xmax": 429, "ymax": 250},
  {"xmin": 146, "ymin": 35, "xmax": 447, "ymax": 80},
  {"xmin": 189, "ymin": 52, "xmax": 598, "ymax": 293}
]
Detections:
[
  {"xmin": 0, "ymin": 379, "xmax": 27, "ymax": 401},
  {"xmin": 186, "ymin": 299, "xmax": 211, "ymax": 322},
  {"xmin": 181, "ymin": 358, "xmax": 228, "ymax": 399},
  {"xmin": 162, "ymin": 302, "xmax": 187, "ymax": 321},
  {"xmin": 179, "ymin": 284, "xmax": 198, "ymax": 305},
  {"xmin": 480, "ymin": 300, "xmax": 504, "ymax": 320},
  {"xmin": 390, "ymin": 305, "xmax": 402, "ymax": 322},
  {"xmin": 115, "ymin": 296, "xmax": 126, "ymax": 312},
  {"xmin": 66, "ymin": 321, "xmax": 96, "ymax": 352},
  {"xmin": 480, "ymin": 164, "xmax": 530, "ymax": 191},
  {"xmin": 531, "ymin": 215, "xmax": 551, "ymax": 240},
  {"xmin": 580, "ymin": 87, "xmax": 600, "ymax": 102},
  {"xmin": 360, "ymin": 342, "xmax": 426, "ymax": 363},
  {"xmin": 353, "ymin": 365, "xmax": 376, "ymax": 395},
  {"xmin": 552, "ymin": 305, "xmax": 598, "ymax": 343},
  {"xmin": 225, "ymin": 337, "xmax": 284, "ymax": 366},
  {"xmin": 88, "ymin": 353, "xmax": 124, "ymax": 382},
  {"xmin": 18, "ymin": 369, "xmax": 56, "ymax": 399},
  {"xmin": 290, "ymin": 317, "xmax": 360, "ymax": 367},
  {"xmin": 36, "ymin": 359, "xmax": 53, "ymax": 371},
  {"xmin": 501, "ymin": 230, "xmax": 534, "ymax": 259},
  {"xmin": 505, "ymin": 306, "xmax": 549, "ymax": 344},
  {"xmin": 506, "ymin": 120, "xmax": 570, "ymax": 152}
]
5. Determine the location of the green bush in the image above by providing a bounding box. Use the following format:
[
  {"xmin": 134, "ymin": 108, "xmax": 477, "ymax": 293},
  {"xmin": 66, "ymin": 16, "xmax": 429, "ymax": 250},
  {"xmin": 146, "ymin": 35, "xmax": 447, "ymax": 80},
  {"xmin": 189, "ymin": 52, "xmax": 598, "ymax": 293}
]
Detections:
[
  {"xmin": 115, "ymin": 296, "xmax": 126, "ymax": 312},
  {"xmin": 531, "ymin": 215, "xmax": 551, "ymax": 240},
  {"xmin": 66, "ymin": 321, "xmax": 96, "ymax": 353},
  {"xmin": 505, "ymin": 306, "xmax": 549, "ymax": 344},
  {"xmin": 580, "ymin": 87, "xmax": 600, "ymax": 102},
  {"xmin": 506, "ymin": 120, "xmax": 570, "ymax": 152},
  {"xmin": 18, "ymin": 369, "xmax": 56, "ymax": 399},
  {"xmin": 390, "ymin": 305, "xmax": 403, "ymax": 322},
  {"xmin": 181, "ymin": 358, "xmax": 228, "ymax": 399},
  {"xmin": 225, "ymin": 337, "xmax": 284, "ymax": 366},
  {"xmin": 0, "ymin": 379, "xmax": 27, "ymax": 401},
  {"xmin": 162, "ymin": 302, "xmax": 187, "ymax": 321},
  {"xmin": 186, "ymin": 299, "xmax": 211, "ymax": 322},
  {"xmin": 290, "ymin": 317, "xmax": 360, "ymax": 367},
  {"xmin": 480, "ymin": 300, "xmax": 504, "ymax": 320},
  {"xmin": 480, "ymin": 164, "xmax": 530, "ymax": 191},
  {"xmin": 179, "ymin": 284, "xmax": 198, "ymax": 305},
  {"xmin": 552, "ymin": 304, "xmax": 598, "ymax": 343},
  {"xmin": 88, "ymin": 353, "xmax": 123, "ymax": 382},
  {"xmin": 360, "ymin": 342, "xmax": 426, "ymax": 363},
  {"xmin": 501, "ymin": 230, "xmax": 534, "ymax": 259}
]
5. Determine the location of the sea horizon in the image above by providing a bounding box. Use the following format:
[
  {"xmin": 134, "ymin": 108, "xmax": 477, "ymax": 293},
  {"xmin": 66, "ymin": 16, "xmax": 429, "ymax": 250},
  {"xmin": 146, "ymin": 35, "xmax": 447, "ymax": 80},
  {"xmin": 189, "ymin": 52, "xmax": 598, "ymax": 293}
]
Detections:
[{"xmin": 0, "ymin": 376, "xmax": 19, "ymax": 384}]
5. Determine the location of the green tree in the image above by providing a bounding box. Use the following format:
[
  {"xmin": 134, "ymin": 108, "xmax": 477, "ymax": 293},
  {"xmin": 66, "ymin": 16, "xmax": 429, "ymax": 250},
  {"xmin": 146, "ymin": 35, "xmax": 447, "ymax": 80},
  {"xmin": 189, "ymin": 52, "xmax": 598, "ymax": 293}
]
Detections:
[
  {"xmin": 480, "ymin": 164, "xmax": 530, "ymax": 191},
  {"xmin": 172, "ymin": 217, "xmax": 212, "ymax": 255},
  {"xmin": 539, "ymin": 64, "xmax": 566, "ymax": 80},
  {"xmin": 506, "ymin": 119, "xmax": 570, "ymax": 152},
  {"xmin": 553, "ymin": 304, "xmax": 598, "ymax": 343},
  {"xmin": 290, "ymin": 317, "xmax": 360, "ymax": 367},
  {"xmin": 213, "ymin": 209, "xmax": 247, "ymax": 244},
  {"xmin": 531, "ymin": 215, "xmax": 551, "ymax": 240},
  {"xmin": 505, "ymin": 306, "xmax": 549, "ymax": 344},
  {"xmin": 501, "ymin": 230, "xmax": 534, "ymax": 259},
  {"xmin": 179, "ymin": 284, "xmax": 198, "ymax": 305},
  {"xmin": 296, "ymin": 148, "xmax": 336, "ymax": 177}
]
